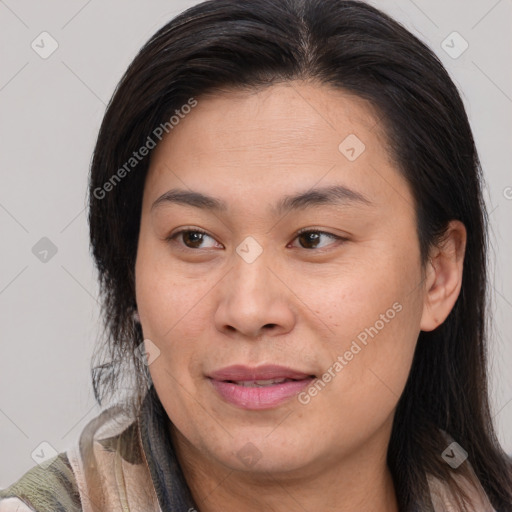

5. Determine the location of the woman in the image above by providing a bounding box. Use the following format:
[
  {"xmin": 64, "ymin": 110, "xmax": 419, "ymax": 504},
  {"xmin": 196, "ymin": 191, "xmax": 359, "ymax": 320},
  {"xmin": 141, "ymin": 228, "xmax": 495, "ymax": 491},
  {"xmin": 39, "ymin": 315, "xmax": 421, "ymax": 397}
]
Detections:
[{"xmin": 1, "ymin": 0, "xmax": 511, "ymax": 510}]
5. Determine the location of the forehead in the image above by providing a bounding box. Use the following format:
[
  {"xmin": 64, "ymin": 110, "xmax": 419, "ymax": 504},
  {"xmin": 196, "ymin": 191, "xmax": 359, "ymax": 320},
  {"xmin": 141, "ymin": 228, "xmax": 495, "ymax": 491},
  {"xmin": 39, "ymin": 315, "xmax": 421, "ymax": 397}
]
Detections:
[{"xmin": 143, "ymin": 81, "xmax": 410, "ymax": 212}]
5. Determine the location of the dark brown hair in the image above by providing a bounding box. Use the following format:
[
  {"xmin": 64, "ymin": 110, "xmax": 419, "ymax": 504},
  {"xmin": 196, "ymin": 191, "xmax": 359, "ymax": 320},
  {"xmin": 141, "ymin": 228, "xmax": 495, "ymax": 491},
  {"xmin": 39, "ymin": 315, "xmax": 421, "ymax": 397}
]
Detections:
[{"xmin": 87, "ymin": 0, "xmax": 512, "ymax": 509}]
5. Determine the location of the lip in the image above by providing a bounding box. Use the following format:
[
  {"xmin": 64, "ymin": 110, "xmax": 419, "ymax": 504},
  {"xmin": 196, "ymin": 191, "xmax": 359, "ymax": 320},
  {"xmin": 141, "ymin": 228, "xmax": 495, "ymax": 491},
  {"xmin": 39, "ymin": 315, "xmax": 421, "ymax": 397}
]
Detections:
[
  {"xmin": 208, "ymin": 364, "xmax": 315, "ymax": 381},
  {"xmin": 207, "ymin": 365, "xmax": 316, "ymax": 410}
]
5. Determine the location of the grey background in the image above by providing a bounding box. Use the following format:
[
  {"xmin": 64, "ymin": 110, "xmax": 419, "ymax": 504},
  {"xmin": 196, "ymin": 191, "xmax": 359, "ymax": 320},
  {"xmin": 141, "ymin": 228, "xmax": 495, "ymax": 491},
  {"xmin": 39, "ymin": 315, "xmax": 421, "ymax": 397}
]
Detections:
[{"xmin": 1, "ymin": 0, "xmax": 511, "ymax": 487}]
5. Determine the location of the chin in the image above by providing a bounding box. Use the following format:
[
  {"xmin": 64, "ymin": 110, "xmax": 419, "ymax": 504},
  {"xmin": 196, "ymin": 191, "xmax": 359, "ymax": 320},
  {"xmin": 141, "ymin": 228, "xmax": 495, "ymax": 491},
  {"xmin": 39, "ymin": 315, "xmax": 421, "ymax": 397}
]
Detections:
[{"xmin": 206, "ymin": 432, "xmax": 320, "ymax": 475}]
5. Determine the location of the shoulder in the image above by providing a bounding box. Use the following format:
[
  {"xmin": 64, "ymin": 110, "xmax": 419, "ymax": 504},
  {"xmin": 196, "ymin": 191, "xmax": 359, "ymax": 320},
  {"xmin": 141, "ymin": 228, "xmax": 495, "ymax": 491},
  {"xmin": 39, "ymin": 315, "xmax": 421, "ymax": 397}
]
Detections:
[
  {"xmin": 0, "ymin": 403, "xmax": 157, "ymax": 512},
  {"xmin": 0, "ymin": 451, "xmax": 81, "ymax": 512}
]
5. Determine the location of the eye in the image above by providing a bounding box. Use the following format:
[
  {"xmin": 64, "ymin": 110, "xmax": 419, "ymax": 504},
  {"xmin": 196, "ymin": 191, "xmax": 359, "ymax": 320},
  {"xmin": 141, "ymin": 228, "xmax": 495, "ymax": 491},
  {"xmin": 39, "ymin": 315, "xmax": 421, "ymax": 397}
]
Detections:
[
  {"xmin": 166, "ymin": 228, "xmax": 222, "ymax": 250},
  {"xmin": 289, "ymin": 229, "xmax": 346, "ymax": 250},
  {"xmin": 166, "ymin": 227, "xmax": 347, "ymax": 251}
]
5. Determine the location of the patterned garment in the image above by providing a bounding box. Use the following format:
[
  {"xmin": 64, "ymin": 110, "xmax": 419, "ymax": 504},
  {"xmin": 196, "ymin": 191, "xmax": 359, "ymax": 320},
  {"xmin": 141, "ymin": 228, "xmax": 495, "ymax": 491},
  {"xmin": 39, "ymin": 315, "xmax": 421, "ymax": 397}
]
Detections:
[{"xmin": 0, "ymin": 385, "xmax": 496, "ymax": 512}]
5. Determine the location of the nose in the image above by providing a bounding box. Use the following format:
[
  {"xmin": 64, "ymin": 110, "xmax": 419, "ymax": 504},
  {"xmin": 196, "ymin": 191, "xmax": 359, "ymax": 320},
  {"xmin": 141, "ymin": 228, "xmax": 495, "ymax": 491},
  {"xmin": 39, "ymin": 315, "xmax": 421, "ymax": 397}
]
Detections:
[{"xmin": 214, "ymin": 249, "xmax": 296, "ymax": 339}]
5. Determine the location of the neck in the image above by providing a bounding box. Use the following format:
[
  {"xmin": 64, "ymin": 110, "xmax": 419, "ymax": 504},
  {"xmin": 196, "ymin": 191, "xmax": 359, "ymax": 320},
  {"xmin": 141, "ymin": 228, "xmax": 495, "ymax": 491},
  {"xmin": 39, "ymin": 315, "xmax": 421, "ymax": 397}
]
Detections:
[{"xmin": 170, "ymin": 426, "xmax": 399, "ymax": 512}]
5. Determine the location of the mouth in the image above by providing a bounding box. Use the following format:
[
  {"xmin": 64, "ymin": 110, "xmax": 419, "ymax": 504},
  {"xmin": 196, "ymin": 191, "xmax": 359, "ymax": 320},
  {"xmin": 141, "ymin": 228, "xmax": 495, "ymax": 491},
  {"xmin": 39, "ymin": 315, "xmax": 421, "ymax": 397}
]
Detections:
[
  {"xmin": 208, "ymin": 364, "xmax": 316, "ymax": 381},
  {"xmin": 222, "ymin": 377, "xmax": 315, "ymax": 387},
  {"xmin": 207, "ymin": 365, "xmax": 317, "ymax": 409}
]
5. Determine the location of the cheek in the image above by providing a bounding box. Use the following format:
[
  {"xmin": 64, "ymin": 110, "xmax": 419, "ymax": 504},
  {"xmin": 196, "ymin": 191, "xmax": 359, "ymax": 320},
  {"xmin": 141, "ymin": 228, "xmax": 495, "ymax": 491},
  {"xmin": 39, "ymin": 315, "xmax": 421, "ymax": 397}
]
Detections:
[
  {"xmin": 135, "ymin": 235, "xmax": 207, "ymax": 338},
  {"xmin": 134, "ymin": 239, "xmax": 222, "ymax": 402},
  {"xmin": 134, "ymin": 244, "xmax": 208, "ymax": 420},
  {"xmin": 296, "ymin": 247, "xmax": 418, "ymax": 338},
  {"xmin": 297, "ymin": 304, "xmax": 420, "ymax": 451},
  {"xmin": 298, "ymin": 250, "xmax": 422, "ymax": 405}
]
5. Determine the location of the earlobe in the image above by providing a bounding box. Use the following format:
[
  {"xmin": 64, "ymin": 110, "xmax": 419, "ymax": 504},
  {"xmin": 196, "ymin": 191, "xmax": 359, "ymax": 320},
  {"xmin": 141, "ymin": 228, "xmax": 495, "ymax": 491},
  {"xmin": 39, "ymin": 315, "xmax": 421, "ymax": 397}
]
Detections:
[{"xmin": 420, "ymin": 220, "xmax": 467, "ymax": 332}]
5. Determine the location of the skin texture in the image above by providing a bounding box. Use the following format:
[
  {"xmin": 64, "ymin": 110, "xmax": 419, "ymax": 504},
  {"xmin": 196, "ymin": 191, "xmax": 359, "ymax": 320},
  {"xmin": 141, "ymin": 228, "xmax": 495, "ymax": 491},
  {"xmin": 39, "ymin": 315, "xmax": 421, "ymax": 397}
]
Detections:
[{"xmin": 135, "ymin": 81, "xmax": 466, "ymax": 512}]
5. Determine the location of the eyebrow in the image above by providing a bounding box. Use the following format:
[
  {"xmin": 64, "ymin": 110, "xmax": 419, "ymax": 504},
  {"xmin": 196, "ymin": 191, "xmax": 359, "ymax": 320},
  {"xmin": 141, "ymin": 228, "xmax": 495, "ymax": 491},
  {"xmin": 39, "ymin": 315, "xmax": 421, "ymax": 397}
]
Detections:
[{"xmin": 151, "ymin": 184, "xmax": 373, "ymax": 215}]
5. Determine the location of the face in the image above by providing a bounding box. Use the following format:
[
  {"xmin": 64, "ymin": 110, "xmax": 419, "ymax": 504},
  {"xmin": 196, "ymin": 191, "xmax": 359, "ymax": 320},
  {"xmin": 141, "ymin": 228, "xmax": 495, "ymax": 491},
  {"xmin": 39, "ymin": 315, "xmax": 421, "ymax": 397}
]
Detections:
[{"xmin": 135, "ymin": 81, "xmax": 427, "ymax": 477}]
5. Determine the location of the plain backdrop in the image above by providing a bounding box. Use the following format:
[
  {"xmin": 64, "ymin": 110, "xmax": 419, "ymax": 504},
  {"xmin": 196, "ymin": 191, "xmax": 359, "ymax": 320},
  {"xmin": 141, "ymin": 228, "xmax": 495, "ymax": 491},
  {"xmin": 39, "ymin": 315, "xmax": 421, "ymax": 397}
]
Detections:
[{"xmin": 1, "ymin": 0, "xmax": 511, "ymax": 487}]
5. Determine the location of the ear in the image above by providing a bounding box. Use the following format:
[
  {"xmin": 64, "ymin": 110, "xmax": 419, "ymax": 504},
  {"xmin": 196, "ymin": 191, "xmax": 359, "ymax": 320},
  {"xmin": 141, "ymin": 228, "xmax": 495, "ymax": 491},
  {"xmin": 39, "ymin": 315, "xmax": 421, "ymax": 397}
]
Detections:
[{"xmin": 420, "ymin": 220, "xmax": 467, "ymax": 332}]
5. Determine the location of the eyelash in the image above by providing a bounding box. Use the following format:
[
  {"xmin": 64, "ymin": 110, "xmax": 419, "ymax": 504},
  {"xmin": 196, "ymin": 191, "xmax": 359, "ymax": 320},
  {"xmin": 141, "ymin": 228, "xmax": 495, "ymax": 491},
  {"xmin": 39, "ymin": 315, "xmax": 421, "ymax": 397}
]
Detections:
[{"xmin": 166, "ymin": 227, "xmax": 347, "ymax": 251}]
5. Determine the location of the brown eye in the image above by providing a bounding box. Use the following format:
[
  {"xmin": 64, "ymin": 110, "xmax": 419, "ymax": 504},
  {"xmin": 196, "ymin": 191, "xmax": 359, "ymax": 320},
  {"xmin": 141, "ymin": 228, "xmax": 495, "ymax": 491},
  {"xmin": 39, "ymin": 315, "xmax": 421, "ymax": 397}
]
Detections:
[
  {"xmin": 292, "ymin": 230, "xmax": 345, "ymax": 250},
  {"xmin": 182, "ymin": 231, "xmax": 207, "ymax": 248},
  {"xmin": 167, "ymin": 229, "xmax": 220, "ymax": 250}
]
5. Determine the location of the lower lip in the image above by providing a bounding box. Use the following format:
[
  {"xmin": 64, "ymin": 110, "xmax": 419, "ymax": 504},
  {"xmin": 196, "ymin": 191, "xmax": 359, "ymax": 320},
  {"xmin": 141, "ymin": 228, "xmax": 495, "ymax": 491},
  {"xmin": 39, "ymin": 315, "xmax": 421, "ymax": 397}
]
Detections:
[{"xmin": 208, "ymin": 377, "xmax": 314, "ymax": 410}]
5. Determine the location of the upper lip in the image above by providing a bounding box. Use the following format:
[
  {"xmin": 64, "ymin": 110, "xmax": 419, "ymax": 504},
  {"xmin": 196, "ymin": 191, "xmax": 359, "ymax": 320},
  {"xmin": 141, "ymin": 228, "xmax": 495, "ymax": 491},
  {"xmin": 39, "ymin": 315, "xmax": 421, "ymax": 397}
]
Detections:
[{"xmin": 208, "ymin": 364, "xmax": 315, "ymax": 381}]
